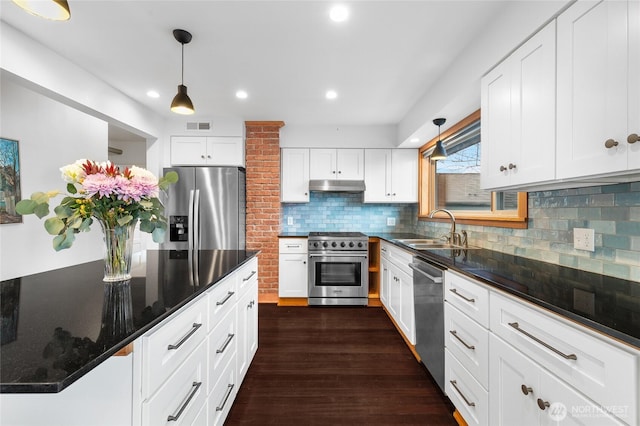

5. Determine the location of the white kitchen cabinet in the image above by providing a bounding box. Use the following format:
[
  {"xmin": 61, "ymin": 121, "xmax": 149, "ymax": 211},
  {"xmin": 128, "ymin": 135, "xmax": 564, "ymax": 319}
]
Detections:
[
  {"xmin": 490, "ymin": 291, "xmax": 638, "ymax": 426},
  {"xmin": 490, "ymin": 333, "xmax": 624, "ymax": 426},
  {"xmin": 379, "ymin": 242, "xmax": 415, "ymax": 344},
  {"xmin": 236, "ymin": 258, "xmax": 259, "ymax": 382},
  {"xmin": 481, "ymin": 20, "xmax": 556, "ymax": 190},
  {"xmin": 309, "ymin": 148, "xmax": 364, "ymax": 180},
  {"xmin": 278, "ymin": 238, "xmax": 308, "ymax": 298},
  {"xmin": 364, "ymin": 149, "xmax": 417, "ymax": 203},
  {"xmin": 443, "ymin": 271, "xmax": 490, "ymax": 426},
  {"xmin": 280, "ymin": 149, "xmax": 310, "ymax": 202},
  {"xmin": 556, "ymin": 0, "xmax": 640, "ymax": 180},
  {"xmin": 171, "ymin": 136, "xmax": 244, "ymax": 167}
]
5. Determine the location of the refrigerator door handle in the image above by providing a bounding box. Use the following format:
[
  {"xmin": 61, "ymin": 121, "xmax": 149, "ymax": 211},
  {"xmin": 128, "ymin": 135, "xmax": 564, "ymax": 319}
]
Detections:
[
  {"xmin": 187, "ymin": 189, "xmax": 195, "ymax": 250},
  {"xmin": 193, "ymin": 189, "xmax": 201, "ymax": 250}
]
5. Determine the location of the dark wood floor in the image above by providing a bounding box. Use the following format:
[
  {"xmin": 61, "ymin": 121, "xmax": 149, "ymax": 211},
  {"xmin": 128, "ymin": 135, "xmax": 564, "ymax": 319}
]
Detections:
[{"xmin": 226, "ymin": 304, "xmax": 457, "ymax": 425}]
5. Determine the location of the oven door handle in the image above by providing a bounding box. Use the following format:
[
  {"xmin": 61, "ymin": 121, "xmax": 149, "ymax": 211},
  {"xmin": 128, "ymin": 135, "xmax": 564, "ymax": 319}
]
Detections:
[{"xmin": 308, "ymin": 254, "xmax": 368, "ymax": 258}]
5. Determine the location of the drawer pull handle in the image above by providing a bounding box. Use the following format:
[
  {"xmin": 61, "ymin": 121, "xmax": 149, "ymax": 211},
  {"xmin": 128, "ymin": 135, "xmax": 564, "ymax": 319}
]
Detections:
[
  {"xmin": 216, "ymin": 333, "xmax": 235, "ymax": 354},
  {"xmin": 167, "ymin": 381, "xmax": 202, "ymax": 421},
  {"xmin": 248, "ymin": 300, "xmax": 255, "ymax": 309},
  {"xmin": 449, "ymin": 288, "xmax": 475, "ymax": 303},
  {"xmin": 449, "ymin": 380, "xmax": 475, "ymax": 407},
  {"xmin": 216, "ymin": 383, "xmax": 235, "ymax": 412},
  {"xmin": 216, "ymin": 291, "xmax": 235, "ymax": 306},
  {"xmin": 449, "ymin": 330, "xmax": 475, "ymax": 350},
  {"xmin": 537, "ymin": 398, "xmax": 550, "ymax": 411},
  {"xmin": 168, "ymin": 323, "xmax": 202, "ymax": 350},
  {"xmin": 508, "ymin": 322, "xmax": 577, "ymax": 360},
  {"xmin": 243, "ymin": 271, "xmax": 257, "ymax": 281},
  {"xmin": 521, "ymin": 384, "xmax": 533, "ymax": 395}
]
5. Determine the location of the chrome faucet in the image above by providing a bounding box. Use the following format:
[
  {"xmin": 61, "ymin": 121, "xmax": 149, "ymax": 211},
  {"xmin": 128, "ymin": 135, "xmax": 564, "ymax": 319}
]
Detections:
[{"xmin": 429, "ymin": 209, "xmax": 466, "ymax": 247}]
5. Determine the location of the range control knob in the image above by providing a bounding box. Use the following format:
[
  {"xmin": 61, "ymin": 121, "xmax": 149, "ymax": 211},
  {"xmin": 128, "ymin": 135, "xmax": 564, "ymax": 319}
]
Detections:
[
  {"xmin": 312, "ymin": 242, "xmax": 319, "ymax": 248},
  {"xmin": 331, "ymin": 242, "xmax": 337, "ymax": 248},
  {"xmin": 357, "ymin": 242, "xmax": 364, "ymax": 248},
  {"xmin": 322, "ymin": 242, "xmax": 329, "ymax": 248},
  {"xmin": 349, "ymin": 242, "xmax": 354, "ymax": 247},
  {"xmin": 340, "ymin": 242, "xmax": 346, "ymax": 247}
]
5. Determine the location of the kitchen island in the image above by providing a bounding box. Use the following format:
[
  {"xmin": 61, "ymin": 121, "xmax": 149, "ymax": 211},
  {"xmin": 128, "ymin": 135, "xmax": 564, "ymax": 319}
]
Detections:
[{"xmin": 0, "ymin": 249, "xmax": 259, "ymax": 425}]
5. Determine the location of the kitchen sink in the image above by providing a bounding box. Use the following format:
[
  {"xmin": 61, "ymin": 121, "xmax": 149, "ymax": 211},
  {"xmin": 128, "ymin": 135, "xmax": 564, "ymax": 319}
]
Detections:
[{"xmin": 393, "ymin": 238, "xmax": 480, "ymax": 250}]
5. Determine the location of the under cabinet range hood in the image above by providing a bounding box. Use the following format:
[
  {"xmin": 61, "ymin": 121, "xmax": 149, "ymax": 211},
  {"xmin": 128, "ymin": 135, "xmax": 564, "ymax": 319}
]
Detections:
[{"xmin": 308, "ymin": 179, "xmax": 366, "ymax": 192}]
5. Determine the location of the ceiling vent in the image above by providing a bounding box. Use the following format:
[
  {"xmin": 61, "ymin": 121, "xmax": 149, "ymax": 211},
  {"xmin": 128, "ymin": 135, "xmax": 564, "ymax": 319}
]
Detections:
[{"xmin": 185, "ymin": 121, "xmax": 212, "ymax": 131}]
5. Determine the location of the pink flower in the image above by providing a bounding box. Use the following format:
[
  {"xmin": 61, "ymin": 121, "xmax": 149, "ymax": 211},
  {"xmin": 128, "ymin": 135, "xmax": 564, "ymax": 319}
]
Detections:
[{"xmin": 82, "ymin": 173, "xmax": 120, "ymax": 198}]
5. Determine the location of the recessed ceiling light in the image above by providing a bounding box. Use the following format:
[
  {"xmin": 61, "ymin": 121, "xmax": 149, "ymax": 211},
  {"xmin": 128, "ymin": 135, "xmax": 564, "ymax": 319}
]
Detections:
[
  {"xmin": 329, "ymin": 5, "xmax": 349, "ymax": 23},
  {"xmin": 235, "ymin": 90, "xmax": 248, "ymax": 99},
  {"xmin": 410, "ymin": 138, "xmax": 420, "ymax": 143},
  {"xmin": 146, "ymin": 90, "xmax": 160, "ymax": 99},
  {"xmin": 325, "ymin": 90, "xmax": 338, "ymax": 100}
]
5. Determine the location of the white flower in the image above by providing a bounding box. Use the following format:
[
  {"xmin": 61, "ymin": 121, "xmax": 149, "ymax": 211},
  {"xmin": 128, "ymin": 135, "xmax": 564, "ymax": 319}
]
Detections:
[
  {"xmin": 129, "ymin": 166, "xmax": 157, "ymax": 181},
  {"xmin": 60, "ymin": 159, "xmax": 87, "ymax": 184}
]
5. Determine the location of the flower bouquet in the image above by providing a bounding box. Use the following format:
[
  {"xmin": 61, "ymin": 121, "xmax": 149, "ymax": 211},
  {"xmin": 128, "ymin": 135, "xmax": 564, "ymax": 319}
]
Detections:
[{"xmin": 16, "ymin": 160, "xmax": 178, "ymax": 281}]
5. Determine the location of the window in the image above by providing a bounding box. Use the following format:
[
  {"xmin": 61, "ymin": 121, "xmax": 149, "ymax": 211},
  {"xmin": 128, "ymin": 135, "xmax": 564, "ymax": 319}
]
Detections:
[{"xmin": 418, "ymin": 110, "xmax": 527, "ymax": 227}]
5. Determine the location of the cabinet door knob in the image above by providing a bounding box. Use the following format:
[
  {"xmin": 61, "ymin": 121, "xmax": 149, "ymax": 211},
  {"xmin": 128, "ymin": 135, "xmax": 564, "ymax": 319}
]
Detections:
[
  {"xmin": 338, "ymin": 170, "xmax": 342, "ymax": 174},
  {"xmin": 628, "ymin": 133, "xmax": 640, "ymax": 144},
  {"xmin": 207, "ymin": 155, "xmax": 211, "ymax": 158},
  {"xmin": 537, "ymin": 398, "xmax": 550, "ymax": 410},
  {"xmin": 500, "ymin": 165, "xmax": 508, "ymax": 172},
  {"xmin": 508, "ymin": 163, "xmax": 516, "ymax": 170},
  {"xmin": 521, "ymin": 384, "xmax": 533, "ymax": 395},
  {"xmin": 332, "ymin": 171, "xmax": 336, "ymax": 174},
  {"xmin": 604, "ymin": 139, "xmax": 619, "ymax": 149},
  {"xmin": 201, "ymin": 155, "xmax": 205, "ymax": 159}
]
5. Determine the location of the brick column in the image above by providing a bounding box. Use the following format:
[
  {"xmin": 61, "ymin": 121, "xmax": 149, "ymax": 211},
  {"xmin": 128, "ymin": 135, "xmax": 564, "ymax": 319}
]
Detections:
[{"xmin": 245, "ymin": 121, "xmax": 284, "ymax": 303}]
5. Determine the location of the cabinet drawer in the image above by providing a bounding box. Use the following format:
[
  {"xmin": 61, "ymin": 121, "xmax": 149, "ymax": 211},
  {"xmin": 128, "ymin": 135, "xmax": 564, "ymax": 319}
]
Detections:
[
  {"xmin": 445, "ymin": 348, "xmax": 488, "ymax": 426},
  {"xmin": 207, "ymin": 307, "xmax": 237, "ymax": 395},
  {"xmin": 381, "ymin": 242, "xmax": 413, "ymax": 274},
  {"xmin": 142, "ymin": 341, "xmax": 207, "ymax": 426},
  {"xmin": 207, "ymin": 275, "xmax": 237, "ymax": 329},
  {"xmin": 279, "ymin": 238, "xmax": 308, "ymax": 254},
  {"xmin": 444, "ymin": 271, "xmax": 489, "ymax": 328},
  {"xmin": 490, "ymin": 292, "xmax": 638, "ymax": 425},
  {"xmin": 237, "ymin": 257, "xmax": 258, "ymax": 296},
  {"xmin": 444, "ymin": 302, "xmax": 489, "ymax": 389},
  {"xmin": 208, "ymin": 356, "xmax": 237, "ymax": 426},
  {"xmin": 141, "ymin": 299, "xmax": 208, "ymax": 398}
]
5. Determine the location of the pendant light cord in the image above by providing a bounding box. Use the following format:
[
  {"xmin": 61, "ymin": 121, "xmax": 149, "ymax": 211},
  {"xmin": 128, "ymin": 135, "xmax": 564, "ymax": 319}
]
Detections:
[{"xmin": 181, "ymin": 42, "xmax": 185, "ymax": 85}]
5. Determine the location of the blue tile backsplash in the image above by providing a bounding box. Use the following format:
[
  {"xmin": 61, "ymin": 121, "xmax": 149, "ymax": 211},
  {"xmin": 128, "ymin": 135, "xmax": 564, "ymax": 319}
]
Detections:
[{"xmin": 281, "ymin": 183, "xmax": 640, "ymax": 281}]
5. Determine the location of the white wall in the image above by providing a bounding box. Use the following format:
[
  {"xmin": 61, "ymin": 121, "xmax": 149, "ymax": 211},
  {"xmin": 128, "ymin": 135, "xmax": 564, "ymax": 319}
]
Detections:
[
  {"xmin": 397, "ymin": 0, "xmax": 573, "ymax": 147},
  {"xmin": 0, "ymin": 22, "xmax": 169, "ymax": 278},
  {"xmin": 280, "ymin": 124, "xmax": 397, "ymax": 148},
  {"xmin": 0, "ymin": 79, "xmax": 107, "ymax": 280}
]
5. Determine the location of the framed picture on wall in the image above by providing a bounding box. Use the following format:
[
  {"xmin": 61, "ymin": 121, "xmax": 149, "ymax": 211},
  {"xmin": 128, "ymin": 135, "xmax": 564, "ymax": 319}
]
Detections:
[{"xmin": 0, "ymin": 137, "xmax": 22, "ymax": 224}]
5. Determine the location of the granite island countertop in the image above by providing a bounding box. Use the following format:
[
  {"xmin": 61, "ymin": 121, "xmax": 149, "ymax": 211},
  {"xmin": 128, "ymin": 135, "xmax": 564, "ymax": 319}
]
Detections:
[{"xmin": 0, "ymin": 249, "xmax": 259, "ymax": 393}]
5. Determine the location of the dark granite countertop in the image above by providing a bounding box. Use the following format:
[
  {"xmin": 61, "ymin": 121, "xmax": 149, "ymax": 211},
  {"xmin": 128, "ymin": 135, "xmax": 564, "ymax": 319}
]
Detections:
[
  {"xmin": 372, "ymin": 232, "xmax": 640, "ymax": 349},
  {"xmin": 0, "ymin": 249, "xmax": 259, "ymax": 393}
]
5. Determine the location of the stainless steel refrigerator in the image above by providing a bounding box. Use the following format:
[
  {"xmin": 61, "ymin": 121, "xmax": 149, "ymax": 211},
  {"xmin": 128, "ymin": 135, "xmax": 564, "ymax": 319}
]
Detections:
[{"xmin": 160, "ymin": 167, "xmax": 246, "ymax": 250}]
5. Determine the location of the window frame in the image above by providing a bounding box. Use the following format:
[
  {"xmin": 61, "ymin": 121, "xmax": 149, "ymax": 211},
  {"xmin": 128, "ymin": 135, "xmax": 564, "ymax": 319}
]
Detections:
[{"xmin": 418, "ymin": 109, "xmax": 528, "ymax": 229}]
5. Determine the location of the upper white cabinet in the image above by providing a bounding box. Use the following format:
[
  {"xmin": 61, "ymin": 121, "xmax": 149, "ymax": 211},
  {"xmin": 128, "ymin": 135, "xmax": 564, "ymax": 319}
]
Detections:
[
  {"xmin": 309, "ymin": 148, "xmax": 364, "ymax": 180},
  {"xmin": 364, "ymin": 149, "xmax": 418, "ymax": 203},
  {"xmin": 481, "ymin": 21, "xmax": 556, "ymax": 190},
  {"xmin": 171, "ymin": 136, "xmax": 244, "ymax": 167},
  {"xmin": 556, "ymin": 0, "xmax": 640, "ymax": 180},
  {"xmin": 281, "ymin": 149, "xmax": 310, "ymax": 202}
]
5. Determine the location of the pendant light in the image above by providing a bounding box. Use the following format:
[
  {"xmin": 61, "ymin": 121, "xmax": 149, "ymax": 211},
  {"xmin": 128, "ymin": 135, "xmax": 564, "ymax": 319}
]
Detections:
[
  {"xmin": 430, "ymin": 118, "xmax": 447, "ymax": 160},
  {"xmin": 12, "ymin": 0, "xmax": 70, "ymax": 21},
  {"xmin": 170, "ymin": 29, "xmax": 195, "ymax": 115}
]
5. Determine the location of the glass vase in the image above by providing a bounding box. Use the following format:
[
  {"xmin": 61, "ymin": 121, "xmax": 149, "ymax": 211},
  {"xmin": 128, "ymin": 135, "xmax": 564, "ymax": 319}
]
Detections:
[
  {"xmin": 99, "ymin": 219, "xmax": 137, "ymax": 282},
  {"xmin": 97, "ymin": 279, "xmax": 134, "ymax": 351}
]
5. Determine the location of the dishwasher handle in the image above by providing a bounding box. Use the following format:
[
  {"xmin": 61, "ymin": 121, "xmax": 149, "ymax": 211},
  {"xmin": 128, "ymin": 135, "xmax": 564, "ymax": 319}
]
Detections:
[{"xmin": 408, "ymin": 262, "xmax": 443, "ymax": 283}]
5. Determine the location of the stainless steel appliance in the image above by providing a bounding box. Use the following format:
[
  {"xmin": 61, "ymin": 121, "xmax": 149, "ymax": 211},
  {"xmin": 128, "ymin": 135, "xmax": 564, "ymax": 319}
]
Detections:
[
  {"xmin": 409, "ymin": 256, "xmax": 445, "ymax": 392},
  {"xmin": 160, "ymin": 167, "xmax": 246, "ymax": 250},
  {"xmin": 308, "ymin": 232, "xmax": 369, "ymax": 306}
]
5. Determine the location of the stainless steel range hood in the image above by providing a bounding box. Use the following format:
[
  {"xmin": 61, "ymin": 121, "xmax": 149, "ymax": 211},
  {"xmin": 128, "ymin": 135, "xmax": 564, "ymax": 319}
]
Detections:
[{"xmin": 308, "ymin": 179, "xmax": 366, "ymax": 192}]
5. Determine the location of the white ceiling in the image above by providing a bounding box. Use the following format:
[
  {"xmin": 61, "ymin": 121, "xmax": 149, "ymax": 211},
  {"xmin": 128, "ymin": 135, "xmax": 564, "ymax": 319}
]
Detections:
[{"xmin": 0, "ymin": 0, "xmax": 507, "ymax": 132}]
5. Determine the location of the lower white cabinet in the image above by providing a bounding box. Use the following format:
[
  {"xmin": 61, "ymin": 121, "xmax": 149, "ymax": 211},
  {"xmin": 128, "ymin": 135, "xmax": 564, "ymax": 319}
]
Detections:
[
  {"xmin": 278, "ymin": 238, "xmax": 308, "ymax": 298},
  {"xmin": 236, "ymin": 258, "xmax": 259, "ymax": 382},
  {"xmin": 445, "ymin": 348, "xmax": 489, "ymax": 426},
  {"xmin": 490, "ymin": 333, "xmax": 624, "ymax": 426},
  {"xmin": 380, "ymin": 242, "xmax": 415, "ymax": 344}
]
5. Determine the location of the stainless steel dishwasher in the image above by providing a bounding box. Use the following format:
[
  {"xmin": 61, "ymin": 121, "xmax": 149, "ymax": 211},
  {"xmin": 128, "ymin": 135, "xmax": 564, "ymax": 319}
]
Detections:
[{"xmin": 409, "ymin": 256, "xmax": 445, "ymax": 392}]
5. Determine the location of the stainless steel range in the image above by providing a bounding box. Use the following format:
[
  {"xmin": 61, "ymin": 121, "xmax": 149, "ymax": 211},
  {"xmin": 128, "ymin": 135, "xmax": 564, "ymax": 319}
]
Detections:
[{"xmin": 308, "ymin": 232, "xmax": 369, "ymax": 306}]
